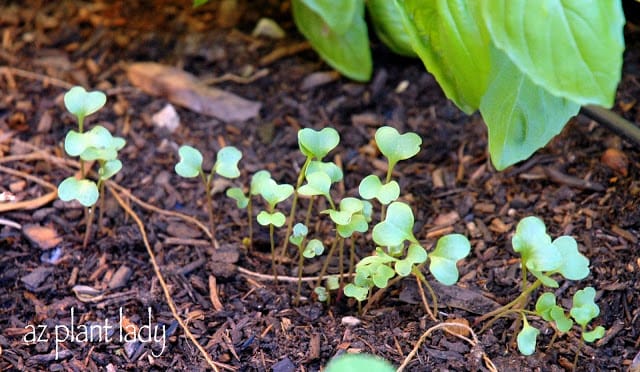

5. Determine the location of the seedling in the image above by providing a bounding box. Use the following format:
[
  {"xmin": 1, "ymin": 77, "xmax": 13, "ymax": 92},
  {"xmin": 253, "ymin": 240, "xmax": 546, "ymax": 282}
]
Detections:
[
  {"xmin": 254, "ymin": 176, "xmax": 294, "ymax": 280},
  {"xmin": 279, "ymin": 127, "xmax": 340, "ymax": 259},
  {"xmin": 325, "ymin": 353, "xmax": 395, "ymax": 372},
  {"xmin": 57, "ymin": 86, "xmax": 125, "ymax": 247},
  {"xmin": 359, "ymin": 126, "xmax": 421, "ymax": 220},
  {"xmin": 175, "ymin": 144, "xmax": 242, "ymax": 241},
  {"xmin": 345, "ymin": 201, "xmax": 470, "ymax": 316},
  {"xmin": 476, "ymin": 216, "xmax": 604, "ymax": 366}
]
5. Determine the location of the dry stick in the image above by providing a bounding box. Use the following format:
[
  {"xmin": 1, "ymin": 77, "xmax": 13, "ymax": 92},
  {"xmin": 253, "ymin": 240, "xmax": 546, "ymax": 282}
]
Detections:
[
  {"xmin": 396, "ymin": 322, "xmax": 497, "ymax": 372},
  {"xmin": 238, "ymin": 266, "xmax": 352, "ymax": 283},
  {"xmin": 0, "ymin": 164, "xmax": 58, "ymax": 212},
  {"xmin": 109, "ymin": 187, "xmax": 232, "ymax": 372}
]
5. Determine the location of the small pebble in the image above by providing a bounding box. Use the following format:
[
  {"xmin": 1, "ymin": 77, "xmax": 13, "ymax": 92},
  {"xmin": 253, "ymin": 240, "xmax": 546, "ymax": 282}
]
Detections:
[
  {"xmin": 108, "ymin": 265, "xmax": 132, "ymax": 289},
  {"xmin": 341, "ymin": 316, "xmax": 361, "ymax": 327}
]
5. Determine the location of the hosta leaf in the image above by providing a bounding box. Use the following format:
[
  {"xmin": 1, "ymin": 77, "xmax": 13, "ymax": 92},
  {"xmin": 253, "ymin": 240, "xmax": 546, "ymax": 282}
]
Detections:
[
  {"xmin": 297, "ymin": 0, "xmax": 359, "ymax": 34},
  {"xmin": 480, "ymin": 46, "xmax": 580, "ymax": 170},
  {"xmin": 58, "ymin": 177, "xmax": 99, "ymax": 207},
  {"xmin": 367, "ymin": 0, "xmax": 416, "ymax": 57},
  {"xmin": 397, "ymin": 0, "xmax": 490, "ymax": 113},
  {"xmin": 214, "ymin": 146, "xmax": 242, "ymax": 179},
  {"xmin": 175, "ymin": 145, "xmax": 203, "ymax": 178},
  {"xmin": 482, "ymin": 0, "xmax": 624, "ymax": 107},
  {"xmin": 292, "ymin": 0, "xmax": 371, "ymax": 82},
  {"xmin": 429, "ymin": 234, "xmax": 470, "ymax": 285}
]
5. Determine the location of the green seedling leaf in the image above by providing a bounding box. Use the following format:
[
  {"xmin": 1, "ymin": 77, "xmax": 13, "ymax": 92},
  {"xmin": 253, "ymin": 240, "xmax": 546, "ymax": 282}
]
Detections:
[
  {"xmin": 361, "ymin": 200, "xmax": 373, "ymax": 222},
  {"xmin": 479, "ymin": 45, "xmax": 580, "ymax": 170},
  {"xmin": 297, "ymin": 0, "xmax": 358, "ymax": 35},
  {"xmin": 325, "ymin": 275, "xmax": 340, "ymax": 291},
  {"xmin": 259, "ymin": 179, "xmax": 294, "ymax": 208},
  {"xmin": 367, "ymin": 0, "xmax": 416, "ymax": 57},
  {"xmin": 314, "ymin": 287, "xmax": 328, "ymax": 302},
  {"xmin": 256, "ymin": 211, "xmax": 286, "ymax": 227},
  {"xmin": 358, "ymin": 175, "xmax": 400, "ymax": 205},
  {"xmin": 372, "ymin": 202, "xmax": 416, "ymax": 247},
  {"xmin": 512, "ymin": 216, "xmax": 562, "ymax": 273},
  {"xmin": 292, "ymin": 0, "xmax": 371, "ymax": 81},
  {"xmin": 298, "ymin": 171, "xmax": 332, "ymax": 198},
  {"xmin": 58, "ymin": 177, "xmax": 99, "ymax": 207},
  {"xmin": 303, "ymin": 239, "xmax": 324, "ymax": 258},
  {"xmin": 226, "ymin": 187, "xmax": 249, "ymax": 208},
  {"xmin": 517, "ymin": 317, "xmax": 539, "ymax": 356},
  {"xmin": 65, "ymin": 126, "xmax": 122, "ymax": 158},
  {"xmin": 429, "ymin": 233, "xmax": 471, "ymax": 285},
  {"xmin": 535, "ymin": 292, "xmax": 557, "ymax": 322},
  {"xmin": 570, "ymin": 287, "xmax": 600, "ymax": 327},
  {"xmin": 481, "ymin": 0, "xmax": 624, "ymax": 107},
  {"xmin": 371, "ymin": 264, "xmax": 396, "ymax": 289},
  {"xmin": 250, "ymin": 170, "xmax": 272, "ymax": 195},
  {"xmin": 99, "ymin": 159, "xmax": 122, "ymax": 181},
  {"xmin": 397, "ymin": 0, "xmax": 490, "ymax": 113},
  {"xmin": 298, "ymin": 127, "xmax": 340, "ymax": 160},
  {"xmin": 344, "ymin": 283, "xmax": 369, "ymax": 302},
  {"xmin": 395, "ymin": 243, "xmax": 427, "ymax": 277},
  {"xmin": 583, "ymin": 326, "xmax": 605, "ymax": 342},
  {"xmin": 336, "ymin": 213, "xmax": 368, "ymax": 238},
  {"xmin": 175, "ymin": 145, "xmax": 203, "ymax": 178},
  {"xmin": 327, "ymin": 197, "xmax": 364, "ymax": 226},
  {"xmin": 550, "ymin": 306, "xmax": 573, "ymax": 333},
  {"xmin": 307, "ymin": 160, "xmax": 343, "ymax": 183},
  {"xmin": 64, "ymin": 86, "xmax": 107, "ymax": 121},
  {"xmin": 374, "ymin": 126, "xmax": 422, "ymax": 169},
  {"xmin": 193, "ymin": 0, "xmax": 208, "ymax": 6},
  {"xmin": 552, "ymin": 236, "xmax": 590, "ymax": 280},
  {"xmin": 325, "ymin": 353, "xmax": 395, "ymax": 372},
  {"xmin": 214, "ymin": 146, "xmax": 242, "ymax": 179}
]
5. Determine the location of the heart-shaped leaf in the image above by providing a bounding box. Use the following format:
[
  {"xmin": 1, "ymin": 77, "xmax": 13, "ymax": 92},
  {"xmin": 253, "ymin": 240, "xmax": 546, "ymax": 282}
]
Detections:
[
  {"xmin": 550, "ymin": 306, "xmax": 573, "ymax": 333},
  {"xmin": 512, "ymin": 216, "xmax": 562, "ymax": 273},
  {"xmin": 64, "ymin": 126, "xmax": 117, "ymax": 157},
  {"xmin": 358, "ymin": 174, "xmax": 400, "ymax": 205},
  {"xmin": 306, "ymin": 160, "xmax": 343, "ymax": 183},
  {"xmin": 429, "ymin": 234, "xmax": 470, "ymax": 285},
  {"xmin": 327, "ymin": 197, "xmax": 364, "ymax": 226},
  {"xmin": 570, "ymin": 287, "xmax": 600, "ymax": 327},
  {"xmin": 517, "ymin": 318, "xmax": 539, "ymax": 356},
  {"xmin": 298, "ymin": 127, "xmax": 340, "ymax": 159},
  {"xmin": 256, "ymin": 211, "xmax": 286, "ymax": 227},
  {"xmin": 259, "ymin": 179, "xmax": 294, "ymax": 208},
  {"xmin": 298, "ymin": 171, "xmax": 332, "ymax": 198},
  {"xmin": 303, "ymin": 239, "xmax": 324, "ymax": 258},
  {"xmin": 395, "ymin": 243, "xmax": 427, "ymax": 276},
  {"xmin": 175, "ymin": 145, "xmax": 203, "ymax": 178},
  {"xmin": 314, "ymin": 287, "xmax": 328, "ymax": 301},
  {"xmin": 214, "ymin": 146, "xmax": 242, "ymax": 179},
  {"xmin": 375, "ymin": 126, "xmax": 422, "ymax": 169},
  {"xmin": 583, "ymin": 326, "xmax": 605, "ymax": 342},
  {"xmin": 64, "ymin": 86, "xmax": 107, "ymax": 121},
  {"xmin": 344, "ymin": 283, "xmax": 369, "ymax": 301},
  {"xmin": 535, "ymin": 292, "xmax": 558, "ymax": 322},
  {"xmin": 250, "ymin": 170, "xmax": 272, "ymax": 196},
  {"xmin": 226, "ymin": 187, "xmax": 249, "ymax": 208},
  {"xmin": 58, "ymin": 177, "xmax": 99, "ymax": 207},
  {"xmin": 99, "ymin": 159, "xmax": 122, "ymax": 180},
  {"xmin": 371, "ymin": 264, "xmax": 396, "ymax": 289},
  {"xmin": 552, "ymin": 236, "xmax": 589, "ymax": 280},
  {"xmin": 372, "ymin": 202, "xmax": 416, "ymax": 247},
  {"xmin": 325, "ymin": 275, "xmax": 340, "ymax": 290},
  {"xmin": 336, "ymin": 213, "xmax": 368, "ymax": 238}
]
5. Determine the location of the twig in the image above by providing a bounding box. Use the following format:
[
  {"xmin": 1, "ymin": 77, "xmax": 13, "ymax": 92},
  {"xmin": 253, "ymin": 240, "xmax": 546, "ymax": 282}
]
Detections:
[
  {"xmin": 0, "ymin": 66, "xmax": 74, "ymax": 89},
  {"xmin": 0, "ymin": 164, "xmax": 58, "ymax": 212},
  {"xmin": 581, "ymin": 105, "xmax": 640, "ymax": 146},
  {"xmin": 109, "ymin": 186, "xmax": 233, "ymax": 372},
  {"xmin": 237, "ymin": 266, "xmax": 351, "ymax": 283}
]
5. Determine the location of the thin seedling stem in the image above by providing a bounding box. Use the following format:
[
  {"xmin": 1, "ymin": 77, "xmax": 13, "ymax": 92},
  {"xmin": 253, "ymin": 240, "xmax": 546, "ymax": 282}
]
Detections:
[{"xmin": 280, "ymin": 156, "xmax": 311, "ymax": 258}]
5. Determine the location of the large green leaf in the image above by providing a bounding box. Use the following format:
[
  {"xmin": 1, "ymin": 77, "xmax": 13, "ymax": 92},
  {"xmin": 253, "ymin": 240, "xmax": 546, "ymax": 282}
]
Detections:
[
  {"xmin": 397, "ymin": 0, "xmax": 490, "ymax": 113},
  {"xmin": 292, "ymin": 0, "xmax": 371, "ymax": 82},
  {"xmin": 482, "ymin": 0, "xmax": 625, "ymax": 107},
  {"xmin": 298, "ymin": 0, "xmax": 358, "ymax": 35},
  {"xmin": 480, "ymin": 46, "xmax": 580, "ymax": 170},
  {"xmin": 368, "ymin": 0, "xmax": 416, "ymax": 57}
]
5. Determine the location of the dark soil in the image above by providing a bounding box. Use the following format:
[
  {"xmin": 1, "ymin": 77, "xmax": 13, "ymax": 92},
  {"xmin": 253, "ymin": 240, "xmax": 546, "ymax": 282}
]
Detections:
[{"xmin": 1, "ymin": 1, "xmax": 639, "ymax": 371}]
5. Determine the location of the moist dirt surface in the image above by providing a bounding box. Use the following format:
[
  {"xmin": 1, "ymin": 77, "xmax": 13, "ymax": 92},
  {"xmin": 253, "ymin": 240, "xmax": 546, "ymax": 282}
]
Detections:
[{"xmin": 1, "ymin": 2, "xmax": 639, "ymax": 371}]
